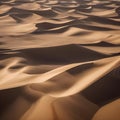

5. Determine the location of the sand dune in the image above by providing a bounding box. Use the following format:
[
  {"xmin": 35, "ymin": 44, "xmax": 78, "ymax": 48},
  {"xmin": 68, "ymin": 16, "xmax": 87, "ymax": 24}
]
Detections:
[{"xmin": 0, "ymin": 0, "xmax": 120, "ymax": 120}]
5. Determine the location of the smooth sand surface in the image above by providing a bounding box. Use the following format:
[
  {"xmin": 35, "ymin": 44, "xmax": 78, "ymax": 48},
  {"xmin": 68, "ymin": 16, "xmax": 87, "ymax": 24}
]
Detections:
[
  {"xmin": 0, "ymin": 0, "xmax": 120, "ymax": 120},
  {"xmin": 92, "ymin": 99, "xmax": 120, "ymax": 120}
]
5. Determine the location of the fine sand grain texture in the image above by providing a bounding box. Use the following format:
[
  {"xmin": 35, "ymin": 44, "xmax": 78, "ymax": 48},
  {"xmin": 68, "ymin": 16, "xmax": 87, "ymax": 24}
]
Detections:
[{"xmin": 0, "ymin": 0, "xmax": 120, "ymax": 120}]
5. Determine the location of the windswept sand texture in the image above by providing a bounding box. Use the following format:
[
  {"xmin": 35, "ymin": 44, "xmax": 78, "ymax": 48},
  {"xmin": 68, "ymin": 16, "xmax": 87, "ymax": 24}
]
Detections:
[{"xmin": 0, "ymin": 0, "xmax": 120, "ymax": 120}]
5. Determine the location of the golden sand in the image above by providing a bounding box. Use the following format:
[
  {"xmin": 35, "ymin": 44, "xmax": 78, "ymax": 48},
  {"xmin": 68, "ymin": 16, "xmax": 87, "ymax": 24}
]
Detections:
[{"xmin": 0, "ymin": 0, "xmax": 120, "ymax": 120}]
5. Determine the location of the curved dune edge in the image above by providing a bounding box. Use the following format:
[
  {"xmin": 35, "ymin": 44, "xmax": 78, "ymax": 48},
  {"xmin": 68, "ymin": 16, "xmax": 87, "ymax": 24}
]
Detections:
[
  {"xmin": 0, "ymin": 56, "xmax": 119, "ymax": 95},
  {"xmin": 92, "ymin": 99, "xmax": 120, "ymax": 120}
]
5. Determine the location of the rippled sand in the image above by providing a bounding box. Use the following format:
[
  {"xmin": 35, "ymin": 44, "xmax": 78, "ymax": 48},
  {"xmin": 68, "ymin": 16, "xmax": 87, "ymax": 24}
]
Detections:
[{"xmin": 0, "ymin": 0, "xmax": 120, "ymax": 120}]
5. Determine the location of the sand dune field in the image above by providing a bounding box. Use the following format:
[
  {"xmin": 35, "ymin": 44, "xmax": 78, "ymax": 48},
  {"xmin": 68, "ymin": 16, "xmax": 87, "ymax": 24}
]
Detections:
[{"xmin": 0, "ymin": 0, "xmax": 120, "ymax": 120}]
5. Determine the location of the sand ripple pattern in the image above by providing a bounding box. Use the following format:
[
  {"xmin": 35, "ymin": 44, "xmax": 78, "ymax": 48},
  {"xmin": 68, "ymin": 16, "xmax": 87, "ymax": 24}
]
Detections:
[{"xmin": 0, "ymin": 0, "xmax": 120, "ymax": 120}]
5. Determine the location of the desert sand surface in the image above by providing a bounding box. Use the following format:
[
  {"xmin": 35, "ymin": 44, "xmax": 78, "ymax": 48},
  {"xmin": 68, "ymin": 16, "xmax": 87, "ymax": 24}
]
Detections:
[{"xmin": 0, "ymin": 0, "xmax": 120, "ymax": 120}]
